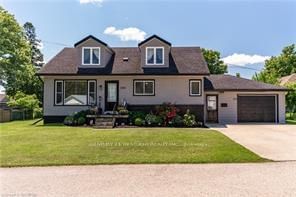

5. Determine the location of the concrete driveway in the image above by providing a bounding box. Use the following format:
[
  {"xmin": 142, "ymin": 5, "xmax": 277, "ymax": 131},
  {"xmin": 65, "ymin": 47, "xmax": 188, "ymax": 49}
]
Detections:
[{"xmin": 209, "ymin": 124, "xmax": 296, "ymax": 161}]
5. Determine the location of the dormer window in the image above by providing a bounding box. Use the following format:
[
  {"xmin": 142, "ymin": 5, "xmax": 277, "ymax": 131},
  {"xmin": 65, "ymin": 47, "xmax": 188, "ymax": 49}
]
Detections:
[
  {"xmin": 146, "ymin": 47, "xmax": 164, "ymax": 65},
  {"xmin": 82, "ymin": 47, "xmax": 100, "ymax": 65}
]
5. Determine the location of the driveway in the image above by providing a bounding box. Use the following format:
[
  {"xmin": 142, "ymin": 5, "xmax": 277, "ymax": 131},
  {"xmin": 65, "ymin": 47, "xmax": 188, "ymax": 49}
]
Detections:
[
  {"xmin": 1, "ymin": 163, "xmax": 296, "ymax": 196},
  {"xmin": 209, "ymin": 124, "xmax": 296, "ymax": 161}
]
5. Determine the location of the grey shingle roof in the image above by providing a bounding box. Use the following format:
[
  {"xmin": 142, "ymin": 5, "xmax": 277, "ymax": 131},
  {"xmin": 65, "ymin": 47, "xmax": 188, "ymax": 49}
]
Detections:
[
  {"xmin": 204, "ymin": 74, "xmax": 288, "ymax": 91},
  {"xmin": 38, "ymin": 47, "xmax": 209, "ymax": 75}
]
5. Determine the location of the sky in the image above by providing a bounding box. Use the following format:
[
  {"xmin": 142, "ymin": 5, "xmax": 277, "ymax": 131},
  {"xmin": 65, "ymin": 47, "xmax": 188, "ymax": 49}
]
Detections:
[{"xmin": 1, "ymin": 0, "xmax": 296, "ymax": 92}]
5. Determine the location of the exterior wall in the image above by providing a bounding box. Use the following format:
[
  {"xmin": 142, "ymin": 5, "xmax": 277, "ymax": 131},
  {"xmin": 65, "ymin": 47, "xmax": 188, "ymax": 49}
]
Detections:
[
  {"xmin": 205, "ymin": 91, "xmax": 286, "ymax": 124},
  {"xmin": 42, "ymin": 75, "xmax": 204, "ymax": 116},
  {"xmin": 75, "ymin": 38, "xmax": 113, "ymax": 68},
  {"xmin": 139, "ymin": 38, "xmax": 171, "ymax": 68}
]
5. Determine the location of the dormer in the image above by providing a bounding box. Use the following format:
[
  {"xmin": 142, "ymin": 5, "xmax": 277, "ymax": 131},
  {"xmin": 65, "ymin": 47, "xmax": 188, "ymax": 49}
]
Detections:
[
  {"xmin": 74, "ymin": 35, "xmax": 114, "ymax": 67},
  {"xmin": 138, "ymin": 35, "xmax": 171, "ymax": 68}
]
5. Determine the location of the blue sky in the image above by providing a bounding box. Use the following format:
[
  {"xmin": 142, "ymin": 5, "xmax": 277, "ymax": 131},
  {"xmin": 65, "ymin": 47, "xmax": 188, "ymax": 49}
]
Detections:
[{"xmin": 1, "ymin": 0, "xmax": 296, "ymax": 86}]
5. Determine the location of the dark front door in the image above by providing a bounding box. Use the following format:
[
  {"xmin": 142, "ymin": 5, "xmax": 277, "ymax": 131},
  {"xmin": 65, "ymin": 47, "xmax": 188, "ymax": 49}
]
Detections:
[
  {"xmin": 206, "ymin": 95, "xmax": 218, "ymax": 123},
  {"xmin": 238, "ymin": 96, "xmax": 276, "ymax": 122},
  {"xmin": 105, "ymin": 81, "xmax": 119, "ymax": 111}
]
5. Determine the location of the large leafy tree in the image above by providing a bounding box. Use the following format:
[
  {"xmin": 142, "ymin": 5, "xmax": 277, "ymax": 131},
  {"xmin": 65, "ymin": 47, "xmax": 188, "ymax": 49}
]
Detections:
[
  {"xmin": 286, "ymin": 83, "xmax": 296, "ymax": 118},
  {"xmin": 253, "ymin": 44, "xmax": 296, "ymax": 84},
  {"xmin": 0, "ymin": 6, "xmax": 31, "ymax": 87},
  {"xmin": 23, "ymin": 22, "xmax": 44, "ymax": 68},
  {"xmin": 202, "ymin": 48, "xmax": 228, "ymax": 74},
  {"xmin": 0, "ymin": 6, "xmax": 42, "ymax": 100}
]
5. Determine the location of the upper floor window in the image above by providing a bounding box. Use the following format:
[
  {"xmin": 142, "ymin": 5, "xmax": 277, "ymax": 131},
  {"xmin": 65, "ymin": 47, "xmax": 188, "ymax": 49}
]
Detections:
[
  {"xmin": 189, "ymin": 80, "xmax": 201, "ymax": 96},
  {"xmin": 146, "ymin": 47, "xmax": 164, "ymax": 65},
  {"xmin": 82, "ymin": 47, "xmax": 100, "ymax": 65}
]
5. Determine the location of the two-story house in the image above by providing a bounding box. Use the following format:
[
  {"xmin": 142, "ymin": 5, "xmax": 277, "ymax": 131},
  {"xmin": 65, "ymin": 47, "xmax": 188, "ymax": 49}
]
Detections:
[{"xmin": 38, "ymin": 35, "xmax": 287, "ymax": 124}]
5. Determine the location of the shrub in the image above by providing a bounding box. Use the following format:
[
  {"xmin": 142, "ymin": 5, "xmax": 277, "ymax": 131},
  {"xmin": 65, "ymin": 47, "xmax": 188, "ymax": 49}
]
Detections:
[
  {"xmin": 135, "ymin": 118, "xmax": 143, "ymax": 126},
  {"xmin": 64, "ymin": 109, "xmax": 92, "ymax": 126},
  {"xmin": 172, "ymin": 115, "xmax": 183, "ymax": 127},
  {"xmin": 145, "ymin": 114, "xmax": 159, "ymax": 126},
  {"xmin": 64, "ymin": 116, "xmax": 74, "ymax": 126},
  {"xmin": 155, "ymin": 116, "xmax": 163, "ymax": 126},
  {"xmin": 77, "ymin": 117, "xmax": 86, "ymax": 125},
  {"xmin": 129, "ymin": 111, "xmax": 146, "ymax": 124},
  {"xmin": 183, "ymin": 109, "xmax": 197, "ymax": 127}
]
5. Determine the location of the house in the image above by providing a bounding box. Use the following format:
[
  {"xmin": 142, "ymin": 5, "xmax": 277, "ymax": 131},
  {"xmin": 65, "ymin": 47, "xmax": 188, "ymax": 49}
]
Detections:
[
  {"xmin": 0, "ymin": 94, "xmax": 11, "ymax": 122},
  {"xmin": 280, "ymin": 73, "xmax": 296, "ymax": 85},
  {"xmin": 37, "ymin": 35, "xmax": 287, "ymax": 124}
]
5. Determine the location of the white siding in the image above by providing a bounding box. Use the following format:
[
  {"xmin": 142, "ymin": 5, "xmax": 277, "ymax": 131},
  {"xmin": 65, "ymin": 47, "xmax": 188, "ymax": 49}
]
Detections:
[
  {"xmin": 42, "ymin": 75, "xmax": 204, "ymax": 116},
  {"xmin": 205, "ymin": 91, "xmax": 286, "ymax": 124}
]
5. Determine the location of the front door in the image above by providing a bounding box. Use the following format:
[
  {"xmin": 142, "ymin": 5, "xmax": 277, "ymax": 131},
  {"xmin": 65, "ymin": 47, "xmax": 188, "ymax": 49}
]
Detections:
[
  {"xmin": 206, "ymin": 95, "xmax": 218, "ymax": 123},
  {"xmin": 105, "ymin": 81, "xmax": 119, "ymax": 111}
]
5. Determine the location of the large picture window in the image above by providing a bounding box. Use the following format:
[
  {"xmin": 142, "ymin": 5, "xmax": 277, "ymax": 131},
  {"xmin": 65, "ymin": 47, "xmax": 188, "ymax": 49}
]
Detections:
[
  {"xmin": 82, "ymin": 47, "xmax": 100, "ymax": 65},
  {"xmin": 146, "ymin": 47, "xmax": 164, "ymax": 65},
  {"xmin": 189, "ymin": 80, "xmax": 201, "ymax": 96},
  {"xmin": 54, "ymin": 80, "xmax": 96, "ymax": 105},
  {"xmin": 133, "ymin": 80, "xmax": 155, "ymax": 96}
]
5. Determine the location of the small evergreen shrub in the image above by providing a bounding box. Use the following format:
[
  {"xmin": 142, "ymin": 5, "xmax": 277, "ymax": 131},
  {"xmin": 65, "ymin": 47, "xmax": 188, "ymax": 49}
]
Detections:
[{"xmin": 135, "ymin": 118, "xmax": 144, "ymax": 126}]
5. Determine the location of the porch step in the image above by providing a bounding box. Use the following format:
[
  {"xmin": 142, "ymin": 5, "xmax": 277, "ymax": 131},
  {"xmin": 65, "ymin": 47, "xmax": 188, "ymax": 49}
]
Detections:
[{"xmin": 94, "ymin": 117, "xmax": 115, "ymax": 129}]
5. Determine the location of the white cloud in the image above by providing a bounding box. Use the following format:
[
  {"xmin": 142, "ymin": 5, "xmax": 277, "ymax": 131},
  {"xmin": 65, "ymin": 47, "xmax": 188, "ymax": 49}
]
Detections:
[
  {"xmin": 79, "ymin": 0, "xmax": 104, "ymax": 6},
  {"xmin": 104, "ymin": 26, "xmax": 146, "ymax": 42},
  {"xmin": 221, "ymin": 53, "xmax": 271, "ymax": 66}
]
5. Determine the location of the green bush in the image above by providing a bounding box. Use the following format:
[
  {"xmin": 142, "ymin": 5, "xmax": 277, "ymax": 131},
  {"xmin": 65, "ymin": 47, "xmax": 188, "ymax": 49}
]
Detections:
[
  {"xmin": 129, "ymin": 111, "xmax": 146, "ymax": 124},
  {"xmin": 172, "ymin": 115, "xmax": 183, "ymax": 127},
  {"xmin": 77, "ymin": 117, "xmax": 86, "ymax": 125},
  {"xmin": 64, "ymin": 116, "xmax": 74, "ymax": 126},
  {"xmin": 155, "ymin": 116, "xmax": 163, "ymax": 126},
  {"xmin": 145, "ymin": 114, "xmax": 159, "ymax": 126},
  {"xmin": 135, "ymin": 118, "xmax": 143, "ymax": 126},
  {"xmin": 183, "ymin": 109, "xmax": 197, "ymax": 127}
]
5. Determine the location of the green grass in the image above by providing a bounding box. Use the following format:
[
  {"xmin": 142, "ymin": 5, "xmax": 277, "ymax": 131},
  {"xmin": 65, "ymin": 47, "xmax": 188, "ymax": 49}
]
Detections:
[
  {"xmin": 286, "ymin": 113, "xmax": 296, "ymax": 124},
  {"xmin": 0, "ymin": 120, "xmax": 265, "ymax": 167}
]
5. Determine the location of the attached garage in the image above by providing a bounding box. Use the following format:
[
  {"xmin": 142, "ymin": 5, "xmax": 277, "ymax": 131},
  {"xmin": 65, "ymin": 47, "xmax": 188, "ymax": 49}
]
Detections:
[
  {"xmin": 204, "ymin": 75, "xmax": 288, "ymax": 124},
  {"xmin": 237, "ymin": 95, "xmax": 276, "ymax": 122}
]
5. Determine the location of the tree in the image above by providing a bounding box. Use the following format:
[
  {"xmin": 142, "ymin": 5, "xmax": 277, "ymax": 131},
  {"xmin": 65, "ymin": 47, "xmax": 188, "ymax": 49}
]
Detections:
[
  {"xmin": 285, "ymin": 83, "xmax": 296, "ymax": 118},
  {"xmin": 0, "ymin": 7, "xmax": 42, "ymax": 101},
  {"xmin": 253, "ymin": 44, "xmax": 296, "ymax": 84},
  {"xmin": 236, "ymin": 73, "xmax": 241, "ymax": 78},
  {"xmin": 23, "ymin": 22, "xmax": 44, "ymax": 68},
  {"xmin": 8, "ymin": 91, "xmax": 41, "ymax": 119},
  {"xmin": 0, "ymin": 6, "xmax": 31, "ymax": 88},
  {"xmin": 202, "ymin": 48, "xmax": 227, "ymax": 74}
]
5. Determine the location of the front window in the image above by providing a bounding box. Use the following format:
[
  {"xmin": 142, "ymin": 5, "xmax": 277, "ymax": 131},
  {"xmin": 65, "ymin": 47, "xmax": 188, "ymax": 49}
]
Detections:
[
  {"xmin": 189, "ymin": 80, "xmax": 201, "ymax": 96},
  {"xmin": 146, "ymin": 47, "xmax": 164, "ymax": 65},
  {"xmin": 82, "ymin": 47, "xmax": 100, "ymax": 65},
  {"xmin": 133, "ymin": 80, "xmax": 155, "ymax": 96},
  {"xmin": 54, "ymin": 80, "xmax": 96, "ymax": 105}
]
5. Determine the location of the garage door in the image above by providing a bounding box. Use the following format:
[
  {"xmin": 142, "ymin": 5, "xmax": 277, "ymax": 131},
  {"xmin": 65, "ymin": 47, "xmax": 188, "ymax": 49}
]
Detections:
[{"xmin": 238, "ymin": 96, "xmax": 276, "ymax": 122}]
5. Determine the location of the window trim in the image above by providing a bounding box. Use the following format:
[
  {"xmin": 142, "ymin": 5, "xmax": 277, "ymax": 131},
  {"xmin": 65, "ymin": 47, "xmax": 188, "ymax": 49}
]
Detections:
[
  {"xmin": 145, "ymin": 47, "xmax": 164, "ymax": 65},
  {"xmin": 82, "ymin": 47, "xmax": 101, "ymax": 65},
  {"xmin": 54, "ymin": 79, "xmax": 97, "ymax": 106},
  {"xmin": 189, "ymin": 79, "xmax": 202, "ymax": 97},
  {"xmin": 88, "ymin": 80, "xmax": 97, "ymax": 106},
  {"xmin": 133, "ymin": 79, "xmax": 155, "ymax": 96},
  {"xmin": 54, "ymin": 80, "xmax": 64, "ymax": 105}
]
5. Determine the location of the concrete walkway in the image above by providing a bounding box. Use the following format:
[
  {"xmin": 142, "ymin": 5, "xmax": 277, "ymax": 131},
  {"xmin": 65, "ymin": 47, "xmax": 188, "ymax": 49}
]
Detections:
[
  {"xmin": 209, "ymin": 124, "xmax": 296, "ymax": 161},
  {"xmin": 1, "ymin": 163, "xmax": 296, "ymax": 197}
]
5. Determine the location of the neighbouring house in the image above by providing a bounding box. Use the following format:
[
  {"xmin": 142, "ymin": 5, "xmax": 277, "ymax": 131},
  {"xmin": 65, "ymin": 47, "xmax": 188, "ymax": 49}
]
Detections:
[
  {"xmin": 37, "ymin": 35, "xmax": 288, "ymax": 124},
  {"xmin": 280, "ymin": 73, "xmax": 296, "ymax": 85},
  {"xmin": 0, "ymin": 94, "xmax": 11, "ymax": 122}
]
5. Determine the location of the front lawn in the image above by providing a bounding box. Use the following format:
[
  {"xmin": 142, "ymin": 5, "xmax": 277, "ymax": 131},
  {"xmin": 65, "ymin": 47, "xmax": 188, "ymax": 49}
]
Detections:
[{"xmin": 0, "ymin": 120, "xmax": 265, "ymax": 167}]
